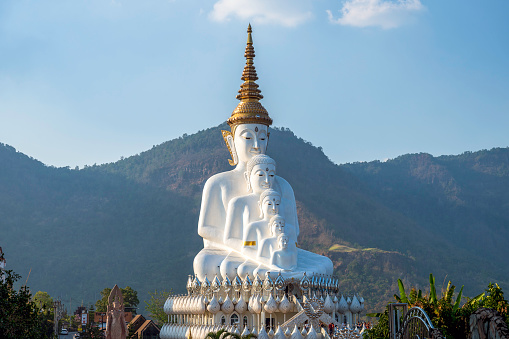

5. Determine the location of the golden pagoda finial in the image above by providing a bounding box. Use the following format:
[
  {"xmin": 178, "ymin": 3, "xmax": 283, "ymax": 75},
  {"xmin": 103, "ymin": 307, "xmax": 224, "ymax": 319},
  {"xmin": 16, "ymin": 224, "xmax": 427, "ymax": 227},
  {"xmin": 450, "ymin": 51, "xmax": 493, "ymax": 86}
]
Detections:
[
  {"xmin": 226, "ymin": 24, "xmax": 272, "ymax": 130},
  {"xmin": 247, "ymin": 23, "xmax": 252, "ymax": 44}
]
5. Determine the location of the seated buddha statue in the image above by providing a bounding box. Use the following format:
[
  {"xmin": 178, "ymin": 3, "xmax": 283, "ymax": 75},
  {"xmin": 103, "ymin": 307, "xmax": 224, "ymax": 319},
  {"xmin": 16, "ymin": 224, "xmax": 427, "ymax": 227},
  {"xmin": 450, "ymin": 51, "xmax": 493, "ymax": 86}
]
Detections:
[
  {"xmin": 193, "ymin": 25, "xmax": 332, "ymax": 281},
  {"xmin": 224, "ymin": 154, "xmax": 277, "ymax": 252},
  {"xmin": 271, "ymin": 234, "xmax": 297, "ymax": 270},
  {"xmin": 241, "ymin": 188, "xmax": 281, "ymax": 259},
  {"xmin": 257, "ymin": 217, "xmax": 297, "ymax": 268}
]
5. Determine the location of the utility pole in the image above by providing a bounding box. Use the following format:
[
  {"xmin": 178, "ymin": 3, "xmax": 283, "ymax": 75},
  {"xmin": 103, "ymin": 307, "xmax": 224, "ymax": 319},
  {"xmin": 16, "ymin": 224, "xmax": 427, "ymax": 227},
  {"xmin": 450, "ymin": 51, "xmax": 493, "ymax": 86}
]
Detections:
[{"xmin": 53, "ymin": 299, "xmax": 62, "ymax": 337}]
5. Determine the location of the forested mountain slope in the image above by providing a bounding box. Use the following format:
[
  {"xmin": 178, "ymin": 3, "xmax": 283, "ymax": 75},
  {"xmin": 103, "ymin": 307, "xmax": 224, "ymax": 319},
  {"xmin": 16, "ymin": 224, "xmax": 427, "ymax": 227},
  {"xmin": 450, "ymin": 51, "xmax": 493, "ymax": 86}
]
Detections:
[{"xmin": 1, "ymin": 126, "xmax": 507, "ymax": 313}]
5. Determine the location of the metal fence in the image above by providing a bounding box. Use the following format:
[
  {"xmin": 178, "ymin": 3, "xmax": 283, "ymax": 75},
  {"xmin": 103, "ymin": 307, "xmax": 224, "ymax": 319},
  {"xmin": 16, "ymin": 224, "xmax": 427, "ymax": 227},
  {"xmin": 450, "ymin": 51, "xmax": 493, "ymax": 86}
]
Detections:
[{"xmin": 389, "ymin": 304, "xmax": 438, "ymax": 339}]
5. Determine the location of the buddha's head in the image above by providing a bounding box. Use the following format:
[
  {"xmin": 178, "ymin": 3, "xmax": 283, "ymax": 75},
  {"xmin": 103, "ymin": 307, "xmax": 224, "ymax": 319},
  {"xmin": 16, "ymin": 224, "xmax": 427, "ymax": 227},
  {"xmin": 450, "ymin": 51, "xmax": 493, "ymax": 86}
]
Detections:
[
  {"xmin": 233, "ymin": 124, "xmax": 268, "ymax": 163},
  {"xmin": 269, "ymin": 215, "xmax": 285, "ymax": 236},
  {"xmin": 222, "ymin": 25, "xmax": 272, "ymax": 166},
  {"xmin": 245, "ymin": 154, "xmax": 276, "ymax": 194},
  {"xmin": 258, "ymin": 189, "xmax": 281, "ymax": 218},
  {"xmin": 277, "ymin": 233, "xmax": 289, "ymax": 250}
]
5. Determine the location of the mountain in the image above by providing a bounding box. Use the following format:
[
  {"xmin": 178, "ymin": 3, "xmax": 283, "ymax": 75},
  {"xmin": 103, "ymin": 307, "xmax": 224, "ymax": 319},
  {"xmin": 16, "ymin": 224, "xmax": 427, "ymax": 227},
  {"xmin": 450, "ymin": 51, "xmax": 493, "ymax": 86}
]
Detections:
[{"xmin": 1, "ymin": 125, "xmax": 508, "ymax": 314}]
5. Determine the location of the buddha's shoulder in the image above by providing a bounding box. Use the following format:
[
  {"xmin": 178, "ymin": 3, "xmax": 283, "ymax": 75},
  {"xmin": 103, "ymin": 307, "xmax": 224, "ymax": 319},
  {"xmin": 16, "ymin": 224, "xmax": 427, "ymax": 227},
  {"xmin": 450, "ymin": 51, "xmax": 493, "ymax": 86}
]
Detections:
[
  {"xmin": 203, "ymin": 170, "xmax": 242, "ymax": 189},
  {"xmin": 275, "ymin": 176, "xmax": 294, "ymax": 192},
  {"xmin": 229, "ymin": 194, "xmax": 255, "ymax": 206}
]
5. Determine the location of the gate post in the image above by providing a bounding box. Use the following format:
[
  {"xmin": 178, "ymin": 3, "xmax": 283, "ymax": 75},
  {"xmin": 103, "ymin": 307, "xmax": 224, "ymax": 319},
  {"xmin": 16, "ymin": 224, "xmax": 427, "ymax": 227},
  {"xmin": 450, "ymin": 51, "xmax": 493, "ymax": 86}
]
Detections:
[{"xmin": 389, "ymin": 303, "xmax": 408, "ymax": 339}]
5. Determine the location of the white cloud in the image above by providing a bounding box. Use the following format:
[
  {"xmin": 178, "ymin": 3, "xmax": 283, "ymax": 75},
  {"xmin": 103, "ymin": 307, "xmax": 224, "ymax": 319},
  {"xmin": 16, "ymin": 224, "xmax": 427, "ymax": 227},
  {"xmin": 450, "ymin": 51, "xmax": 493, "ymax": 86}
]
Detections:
[
  {"xmin": 327, "ymin": 0, "xmax": 424, "ymax": 29},
  {"xmin": 209, "ymin": 0, "xmax": 313, "ymax": 27}
]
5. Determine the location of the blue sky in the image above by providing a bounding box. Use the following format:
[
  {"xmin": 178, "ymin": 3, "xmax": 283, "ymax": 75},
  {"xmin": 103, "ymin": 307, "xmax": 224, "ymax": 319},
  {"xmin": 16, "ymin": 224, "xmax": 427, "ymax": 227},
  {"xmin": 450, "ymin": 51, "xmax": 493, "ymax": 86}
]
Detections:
[{"xmin": 1, "ymin": 0, "xmax": 508, "ymax": 168}]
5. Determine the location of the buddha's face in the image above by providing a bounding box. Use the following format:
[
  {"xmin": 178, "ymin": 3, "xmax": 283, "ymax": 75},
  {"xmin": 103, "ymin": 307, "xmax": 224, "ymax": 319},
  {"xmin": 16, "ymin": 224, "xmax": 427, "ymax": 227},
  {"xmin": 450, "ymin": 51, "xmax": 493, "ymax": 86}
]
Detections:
[
  {"xmin": 249, "ymin": 163, "xmax": 276, "ymax": 194},
  {"xmin": 278, "ymin": 235, "xmax": 289, "ymax": 249},
  {"xmin": 271, "ymin": 219, "xmax": 285, "ymax": 236},
  {"xmin": 234, "ymin": 124, "xmax": 268, "ymax": 163},
  {"xmin": 259, "ymin": 195, "xmax": 281, "ymax": 218}
]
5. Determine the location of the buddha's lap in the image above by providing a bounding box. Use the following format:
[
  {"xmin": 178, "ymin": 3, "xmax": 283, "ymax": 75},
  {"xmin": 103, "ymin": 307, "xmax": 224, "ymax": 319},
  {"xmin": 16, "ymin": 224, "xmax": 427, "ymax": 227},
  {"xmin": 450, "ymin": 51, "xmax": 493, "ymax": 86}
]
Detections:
[{"xmin": 193, "ymin": 246, "xmax": 332, "ymax": 280}]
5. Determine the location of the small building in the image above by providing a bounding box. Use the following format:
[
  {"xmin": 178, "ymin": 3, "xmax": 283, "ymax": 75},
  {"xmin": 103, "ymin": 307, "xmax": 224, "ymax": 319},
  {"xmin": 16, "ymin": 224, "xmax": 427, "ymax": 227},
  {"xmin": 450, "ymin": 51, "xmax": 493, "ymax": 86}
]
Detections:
[
  {"xmin": 95, "ymin": 311, "xmax": 133, "ymax": 330},
  {"xmin": 129, "ymin": 315, "xmax": 160, "ymax": 339}
]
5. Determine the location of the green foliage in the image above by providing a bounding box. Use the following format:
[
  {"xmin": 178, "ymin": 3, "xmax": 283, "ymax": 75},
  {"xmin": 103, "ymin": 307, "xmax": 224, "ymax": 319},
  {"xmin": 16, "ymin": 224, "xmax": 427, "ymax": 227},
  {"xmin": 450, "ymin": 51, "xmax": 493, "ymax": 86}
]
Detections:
[
  {"xmin": 227, "ymin": 333, "xmax": 258, "ymax": 339},
  {"xmin": 0, "ymin": 253, "xmax": 54, "ymax": 338},
  {"xmin": 79, "ymin": 321, "xmax": 103, "ymax": 339},
  {"xmin": 33, "ymin": 291, "xmax": 54, "ymax": 312},
  {"xmin": 95, "ymin": 286, "xmax": 139, "ymax": 313},
  {"xmin": 481, "ymin": 283, "xmax": 509, "ymax": 324},
  {"xmin": 205, "ymin": 329, "xmax": 255, "ymax": 339},
  {"xmin": 453, "ymin": 285, "xmax": 464, "ymax": 313},
  {"xmin": 397, "ymin": 279, "xmax": 409, "ymax": 304},
  {"xmin": 364, "ymin": 309, "xmax": 390, "ymax": 339},
  {"xmin": 144, "ymin": 289, "xmax": 172, "ymax": 326},
  {"xmin": 205, "ymin": 329, "xmax": 230, "ymax": 339},
  {"xmin": 366, "ymin": 274, "xmax": 509, "ymax": 339}
]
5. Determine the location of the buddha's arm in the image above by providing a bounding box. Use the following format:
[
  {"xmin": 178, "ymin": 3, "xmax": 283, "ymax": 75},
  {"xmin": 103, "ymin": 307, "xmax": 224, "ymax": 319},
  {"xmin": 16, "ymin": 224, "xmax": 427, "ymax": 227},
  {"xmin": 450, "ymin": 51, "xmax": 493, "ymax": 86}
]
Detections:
[
  {"xmin": 223, "ymin": 199, "xmax": 245, "ymax": 250},
  {"xmin": 241, "ymin": 223, "xmax": 258, "ymax": 258},
  {"xmin": 197, "ymin": 179, "xmax": 225, "ymax": 243},
  {"xmin": 257, "ymin": 240, "xmax": 274, "ymax": 266},
  {"xmin": 270, "ymin": 250, "xmax": 281, "ymax": 267}
]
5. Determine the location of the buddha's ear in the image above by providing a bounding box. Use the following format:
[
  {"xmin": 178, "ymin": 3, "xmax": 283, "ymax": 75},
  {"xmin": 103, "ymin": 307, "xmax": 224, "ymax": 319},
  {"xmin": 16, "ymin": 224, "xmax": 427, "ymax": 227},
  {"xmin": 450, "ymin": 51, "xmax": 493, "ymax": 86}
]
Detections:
[{"xmin": 222, "ymin": 130, "xmax": 238, "ymax": 166}]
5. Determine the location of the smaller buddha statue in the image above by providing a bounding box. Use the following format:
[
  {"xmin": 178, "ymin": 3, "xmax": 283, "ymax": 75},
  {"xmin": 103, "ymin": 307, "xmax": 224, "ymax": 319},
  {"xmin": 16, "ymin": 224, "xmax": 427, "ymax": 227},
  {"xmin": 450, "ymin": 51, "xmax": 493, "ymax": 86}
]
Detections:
[
  {"xmin": 256, "ymin": 215, "xmax": 295, "ymax": 264},
  {"xmin": 271, "ymin": 234, "xmax": 297, "ymax": 270},
  {"xmin": 241, "ymin": 188, "xmax": 281, "ymax": 258},
  {"xmin": 223, "ymin": 154, "xmax": 277, "ymax": 252}
]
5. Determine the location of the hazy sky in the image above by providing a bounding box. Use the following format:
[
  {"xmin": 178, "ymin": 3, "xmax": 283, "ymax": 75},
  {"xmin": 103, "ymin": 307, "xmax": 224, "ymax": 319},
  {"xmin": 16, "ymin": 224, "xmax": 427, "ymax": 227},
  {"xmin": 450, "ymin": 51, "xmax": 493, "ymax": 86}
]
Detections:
[{"xmin": 1, "ymin": 0, "xmax": 508, "ymax": 168}]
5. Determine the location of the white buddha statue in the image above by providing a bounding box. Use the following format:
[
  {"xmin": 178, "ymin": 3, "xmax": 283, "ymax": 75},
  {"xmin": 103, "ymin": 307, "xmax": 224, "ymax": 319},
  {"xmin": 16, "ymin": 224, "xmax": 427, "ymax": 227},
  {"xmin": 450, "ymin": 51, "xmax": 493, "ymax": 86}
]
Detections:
[
  {"xmin": 271, "ymin": 234, "xmax": 297, "ymax": 270},
  {"xmin": 224, "ymin": 155, "xmax": 277, "ymax": 252},
  {"xmin": 241, "ymin": 188, "xmax": 281, "ymax": 258},
  {"xmin": 193, "ymin": 25, "xmax": 332, "ymax": 281},
  {"xmin": 256, "ymin": 217, "xmax": 297, "ymax": 271}
]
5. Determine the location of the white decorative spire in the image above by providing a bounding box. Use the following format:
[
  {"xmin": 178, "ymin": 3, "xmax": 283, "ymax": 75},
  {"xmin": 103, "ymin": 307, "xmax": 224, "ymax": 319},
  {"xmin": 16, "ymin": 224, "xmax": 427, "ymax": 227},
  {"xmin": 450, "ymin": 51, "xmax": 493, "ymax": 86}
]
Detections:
[{"xmin": 291, "ymin": 325, "xmax": 304, "ymax": 339}]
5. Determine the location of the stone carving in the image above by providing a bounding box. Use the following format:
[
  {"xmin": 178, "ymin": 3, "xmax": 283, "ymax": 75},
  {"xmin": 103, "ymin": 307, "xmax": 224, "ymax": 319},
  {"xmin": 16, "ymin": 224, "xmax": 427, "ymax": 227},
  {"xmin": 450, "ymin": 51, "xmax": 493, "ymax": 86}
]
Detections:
[
  {"xmin": 469, "ymin": 308, "xmax": 509, "ymax": 339},
  {"xmin": 105, "ymin": 285, "xmax": 127, "ymax": 339}
]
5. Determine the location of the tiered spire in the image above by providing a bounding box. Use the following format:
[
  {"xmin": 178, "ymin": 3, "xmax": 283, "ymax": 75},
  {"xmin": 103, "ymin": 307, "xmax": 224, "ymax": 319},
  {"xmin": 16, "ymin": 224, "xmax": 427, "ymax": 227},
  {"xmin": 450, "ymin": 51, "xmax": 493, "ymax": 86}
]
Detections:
[
  {"xmin": 236, "ymin": 24, "xmax": 263, "ymax": 102},
  {"xmin": 227, "ymin": 24, "xmax": 272, "ymax": 129}
]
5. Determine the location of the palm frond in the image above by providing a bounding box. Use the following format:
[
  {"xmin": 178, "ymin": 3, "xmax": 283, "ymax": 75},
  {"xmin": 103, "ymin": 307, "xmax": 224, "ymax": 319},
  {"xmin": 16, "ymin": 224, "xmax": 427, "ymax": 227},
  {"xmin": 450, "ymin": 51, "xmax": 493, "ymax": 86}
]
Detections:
[
  {"xmin": 453, "ymin": 285, "xmax": 464, "ymax": 312},
  {"xmin": 398, "ymin": 279, "xmax": 409, "ymax": 304},
  {"xmin": 429, "ymin": 273, "xmax": 437, "ymax": 305}
]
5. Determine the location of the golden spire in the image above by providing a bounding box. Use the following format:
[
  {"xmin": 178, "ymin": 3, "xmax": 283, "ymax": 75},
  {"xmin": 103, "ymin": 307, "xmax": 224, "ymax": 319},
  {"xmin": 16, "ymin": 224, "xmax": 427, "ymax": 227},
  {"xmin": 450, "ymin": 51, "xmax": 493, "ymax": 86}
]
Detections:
[{"xmin": 227, "ymin": 24, "xmax": 272, "ymax": 129}]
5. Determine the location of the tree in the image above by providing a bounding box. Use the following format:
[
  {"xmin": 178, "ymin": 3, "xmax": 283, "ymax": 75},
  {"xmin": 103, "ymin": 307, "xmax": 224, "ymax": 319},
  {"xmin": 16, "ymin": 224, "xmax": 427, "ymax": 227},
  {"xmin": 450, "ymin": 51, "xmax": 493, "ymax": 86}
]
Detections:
[
  {"xmin": 144, "ymin": 289, "xmax": 172, "ymax": 326},
  {"xmin": 0, "ymin": 252, "xmax": 52, "ymax": 338},
  {"xmin": 480, "ymin": 283, "xmax": 509, "ymax": 324},
  {"xmin": 364, "ymin": 309, "xmax": 389, "ymax": 339},
  {"xmin": 80, "ymin": 319, "xmax": 103, "ymax": 339},
  {"xmin": 95, "ymin": 286, "xmax": 139, "ymax": 313},
  {"xmin": 121, "ymin": 286, "xmax": 139, "ymax": 312},
  {"xmin": 205, "ymin": 329, "xmax": 256, "ymax": 339},
  {"xmin": 205, "ymin": 329, "xmax": 232, "ymax": 339},
  {"xmin": 33, "ymin": 291, "xmax": 54, "ymax": 312}
]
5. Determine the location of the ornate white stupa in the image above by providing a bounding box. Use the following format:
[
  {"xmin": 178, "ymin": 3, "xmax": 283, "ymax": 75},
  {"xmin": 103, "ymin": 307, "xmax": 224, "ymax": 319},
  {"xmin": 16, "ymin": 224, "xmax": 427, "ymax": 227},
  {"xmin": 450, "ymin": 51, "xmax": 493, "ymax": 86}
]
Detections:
[{"xmin": 160, "ymin": 26, "xmax": 364, "ymax": 339}]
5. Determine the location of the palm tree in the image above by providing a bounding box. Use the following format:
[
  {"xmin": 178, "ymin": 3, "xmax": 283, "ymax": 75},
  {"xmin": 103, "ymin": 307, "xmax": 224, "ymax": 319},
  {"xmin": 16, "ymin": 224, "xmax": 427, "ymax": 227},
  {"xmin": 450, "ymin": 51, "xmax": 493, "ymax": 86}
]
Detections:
[{"xmin": 205, "ymin": 329, "xmax": 257, "ymax": 339}]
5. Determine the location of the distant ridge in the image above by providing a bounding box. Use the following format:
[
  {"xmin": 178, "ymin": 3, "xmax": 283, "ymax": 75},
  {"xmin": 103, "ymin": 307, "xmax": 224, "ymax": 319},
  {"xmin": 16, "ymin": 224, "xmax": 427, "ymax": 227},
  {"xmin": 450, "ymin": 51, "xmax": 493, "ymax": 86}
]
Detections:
[{"xmin": 1, "ymin": 127, "xmax": 508, "ymax": 313}]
